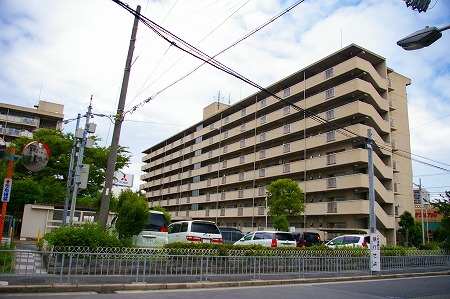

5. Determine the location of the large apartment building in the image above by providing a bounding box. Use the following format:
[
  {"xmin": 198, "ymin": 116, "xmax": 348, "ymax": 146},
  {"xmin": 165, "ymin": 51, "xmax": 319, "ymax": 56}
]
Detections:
[
  {"xmin": 0, "ymin": 100, "xmax": 64, "ymax": 145},
  {"xmin": 141, "ymin": 44, "xmax": 414, "ymax": 245}
]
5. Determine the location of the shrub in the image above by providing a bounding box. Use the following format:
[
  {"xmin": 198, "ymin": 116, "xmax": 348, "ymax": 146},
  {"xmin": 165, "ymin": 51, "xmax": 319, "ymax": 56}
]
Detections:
[{"xmin": 43, "ymin": 222, "xmax": 125, "ymax": 249}]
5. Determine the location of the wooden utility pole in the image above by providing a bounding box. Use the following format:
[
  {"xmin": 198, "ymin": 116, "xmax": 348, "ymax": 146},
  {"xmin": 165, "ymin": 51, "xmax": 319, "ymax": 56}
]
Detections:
[{"xmin": 98, "ymin": 5, "xmax": 141, "ymax": 229}]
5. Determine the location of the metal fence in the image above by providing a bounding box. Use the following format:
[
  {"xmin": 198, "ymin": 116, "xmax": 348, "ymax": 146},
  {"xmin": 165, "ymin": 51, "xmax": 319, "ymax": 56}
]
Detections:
[{"xmin": 1, "ymin": 249, "xmax": 449, "ymax": 284}]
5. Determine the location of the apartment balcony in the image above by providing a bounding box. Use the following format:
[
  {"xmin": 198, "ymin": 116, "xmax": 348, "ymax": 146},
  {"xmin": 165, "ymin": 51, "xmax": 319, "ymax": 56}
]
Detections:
[
  {"xmin": 299, "ymin": 173, "xmax": 394, "ymax": 204},
  {"xmin": 305, "ymin": 200, "xmax": 395, "ymax": 229}
]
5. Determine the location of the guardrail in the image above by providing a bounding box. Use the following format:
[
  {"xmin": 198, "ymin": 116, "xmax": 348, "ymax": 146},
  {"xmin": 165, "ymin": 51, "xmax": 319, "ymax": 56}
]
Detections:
[{"xmin": 1, "ymin": 249, "xmax": 449, "ymax": 284}]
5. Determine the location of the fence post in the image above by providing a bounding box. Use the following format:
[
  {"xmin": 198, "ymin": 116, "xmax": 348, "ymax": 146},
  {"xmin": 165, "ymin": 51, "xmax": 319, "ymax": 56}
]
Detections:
[{"xmin": 199, "ymin": 256, "xmax": 203, "ymax": 282}]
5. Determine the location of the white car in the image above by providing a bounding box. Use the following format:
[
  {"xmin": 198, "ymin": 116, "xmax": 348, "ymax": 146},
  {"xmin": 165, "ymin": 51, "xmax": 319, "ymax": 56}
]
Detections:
[
  {"xmin": 167, "ymin": 220, "xmax": 222, "ymax": 244},
  {"xmin": 233, "ymin": 231, "xmax": 296, "ymax": 248},
  {"xmin": 325, "ymin": 235, "xmax": 370, "ymax": 248},
  {"xmin": 132, "ymin": 210, "xmax": 169, "ymax": 248}
]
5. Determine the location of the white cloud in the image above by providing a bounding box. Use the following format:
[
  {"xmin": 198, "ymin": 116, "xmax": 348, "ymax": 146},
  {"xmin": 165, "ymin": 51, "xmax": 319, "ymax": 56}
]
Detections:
[{"xmin": 1, "ymin": 0, "xmax": 449, "ymax": 196}]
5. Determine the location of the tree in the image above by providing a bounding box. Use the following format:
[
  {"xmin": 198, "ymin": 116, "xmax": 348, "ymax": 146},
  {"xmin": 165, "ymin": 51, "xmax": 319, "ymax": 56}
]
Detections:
[
  {"xmin": 398, "ymin": 211, "xmax": 422, "ymax": 247},
  {"xmin": 114, "ymin": 190, "xmax": 149, "ymax": 239},
  {"xmin": 432, "ymin": 191, "xmax": 450, "ymax": 242},
  {"xmin": 265, "ymin": 178, "xmax": 305, "ymax": 231},
  {"xmin": 1, "ymin": 128, "xmax": 131, "ymax": 220}
]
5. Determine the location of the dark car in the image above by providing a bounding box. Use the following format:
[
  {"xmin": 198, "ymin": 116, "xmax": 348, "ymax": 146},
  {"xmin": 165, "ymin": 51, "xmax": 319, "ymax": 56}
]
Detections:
[
  {"xmin": 219, "ymin": 227, "xmax": 244, "ymax": 244},
  {"xmin": 291, "ymin": 232, "xmax": 321, "ymax": 247}
]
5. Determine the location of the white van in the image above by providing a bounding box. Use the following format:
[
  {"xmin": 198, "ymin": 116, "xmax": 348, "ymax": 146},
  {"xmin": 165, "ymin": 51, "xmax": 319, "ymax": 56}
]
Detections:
[
  {"xmin": 167, "ymin": 220, "xmax": 222, "ymax": 244},
  {"xmin": 132, "ymin": 210, "xmax": 169, "ymax": 247}
]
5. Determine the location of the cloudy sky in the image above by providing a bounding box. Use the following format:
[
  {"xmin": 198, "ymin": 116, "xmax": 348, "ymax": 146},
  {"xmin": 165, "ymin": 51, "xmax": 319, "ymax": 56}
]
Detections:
[{"xmin": 1, "ymin": 0, "xmax": 449, "ymax": 200}]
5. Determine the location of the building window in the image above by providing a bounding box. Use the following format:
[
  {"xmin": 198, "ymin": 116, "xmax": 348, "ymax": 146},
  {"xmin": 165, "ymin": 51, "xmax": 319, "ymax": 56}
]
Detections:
[
  {"xmin": 196, "ymin": 124, "xmax": 203, "ymax": 132},
  {"xmin": 327, "ymin": 177, "xmax": 337, "ymax": 188},
  {"xmin": 206, "ymin": 194, "xmax": 210, "ymax": 201},
  {"xmin": 223, "ymin": 130, "xmax": 228, "ymax": 138},
  {"xmin": 209, "ymin": 123, "xmax": 215, "ymax": 131},
  {"xmin": 208, "ymin": 150, "xmax": 213, "ymax": 158},
  {"xmin": 283, "ymin": 143, "xmax": 290, "ymax": 153},
  {"xmin": 238, "ymin": 189, "xmax": 244, "ymax": 198},
  {"xmin": 207, "ymin": 179, "xmax": 211, "ymax": 186},
  {"xmin": 325, "ymin": 109, "xmax": 335, "ymax": 120},
  {"xmin": 180, "ymin": 137, "xmax": 183, "ymax": 144},
  {"xmin": 241, "ymin": 123, "xmax": 246, "ymax": 132},
  {"xmin": 221, "ymin": 192, "xmax": 226, "ymax": 200},
  {"xmin": 260, "ymin": 115, "xmax": 266, "ymax": 124},
  {"xmin": 326, "ymin": 131, "xmax": 336, "ymax": 142},
  {"xmin": 325, "ymin": 67, "xmax": 334, "ymax": 79},
  {"xmin": 260, "ymin": 132, "xmax": 266, "ymax": 142},
  {"xmin": 209, "ymin": 136, "xmax": 213, "ymax": 144},
  {"xmin": 222, "ymin": 176, "xmax": 226, "ymax": 184},
  {"xmin": 283, "ymin": 163, "xmax": 290, "ymax": 173},
  {"xmin": 283, "ymin": 87, "xmax": 291, "ymax": 97},
  {"xmin": 193, "ymin": 176, "xmax": 200, "ymax": 183},
  {"xmin": 325, "ymin": 87, "xmax": 335, "ymax": 99},
  {"xmin": 223, "ymin": 145, "xmax": 228, "ymax": 153},
  {"xmin": 223, "ymin": 160, "xmax": 227, "ymax": 168},
  {"xmin": 239, "ymin": 172, "xmax": 244, "ymax": 181},
  {"xmin": 189, "ymin": 157, "xmax": 193, "ymax": 164},
  {"xmin": 188, "ymin": 169, "xmax": 192, "ymax": 177},
  {"xmin": 241, "ymin": 108, "xmax": 246, "ymax": 116},
  {"xmin": 283, "ymin": 105, "xmax": 290, "ymax": 115},
  {"xmin": 240, "ymin": 140, "xmax": 245, "ymax": 148},
  {"xmin": 327, "ymin": 153, "xmax": 336, "ymax": 165},
  {"xmin": 240, "ymin": 155, "xmax": 245, "ymax": 164},
  {"xmin": 259, "ymin": 168, "xmax": 265, "ymax": 177},
  {"xmin": 190, "ymin": 145, "xmax": 193, "ymax": 152},
  {"xmin": 208, "ymin": 164, "xmax": 212, "ymax": 172},
  {"xmin": 192, "ymin": 189, "xmax": 199, "ymax": 196},
  {"xmin": 258, "ymin": 186, "xmax": 265, "ymax": 196},
  {"xmin": 195, "ymin": 149, "xmax": 202, "ymax": 157},
  {"xmin": 224, "ymin": 116, "xmax": 229, "ymax": 124},
  {"xmin": 283, "ymin": 124, "xmax": 290, "ymax": 134},
  {"xmin": 191, "ymin": 132, "xmax": 195, "ymax": 139},
  {"xmin": 194, "ymin": 162, "xmax": 201, "ymax": 169},
  {"xmin": 195, "ymin": 136, "xmax": 202, "ymax": 144},
  {"xmin": 260, "ymin": 150, "xmax": 266, "ymax": 159},
  {"xmin": 261, "ymin": 98, "xmax": 267, "ymax": 108}
]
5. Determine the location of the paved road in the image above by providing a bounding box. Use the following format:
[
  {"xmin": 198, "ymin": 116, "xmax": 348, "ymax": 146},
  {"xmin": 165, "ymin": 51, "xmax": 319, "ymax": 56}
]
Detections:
[{"xmin": 1, "ymin": 275, "xmax": 449, "ymax": 299}]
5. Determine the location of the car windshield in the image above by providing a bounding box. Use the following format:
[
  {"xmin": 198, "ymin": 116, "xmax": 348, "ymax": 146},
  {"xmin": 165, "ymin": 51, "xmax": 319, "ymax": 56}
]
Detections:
[
  {"xmin": 191, "ymin": 222, "xmax": 220, "ymax": 234},
  {"xmin": 275, "ymin": 233, "xmax": 295, "ymax": 241}
]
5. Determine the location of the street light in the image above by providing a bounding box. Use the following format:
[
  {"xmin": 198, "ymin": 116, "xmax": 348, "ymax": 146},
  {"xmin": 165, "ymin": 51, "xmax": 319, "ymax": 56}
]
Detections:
[{"xmin": 397, "ymin": 25, "xmax": 450, "ymax": 50}]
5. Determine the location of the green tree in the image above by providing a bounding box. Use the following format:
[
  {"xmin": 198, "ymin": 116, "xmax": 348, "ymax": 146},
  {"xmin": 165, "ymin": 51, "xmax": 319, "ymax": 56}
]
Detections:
[
  {"xmin": 432, "ymin": 192, "xmax": 450, "ymax": 242},
  {"xmin": 115, "ymin": 190, "xmax": 150, "ymax": 239},
  {"xmin": 266, "ymin": 178, "xmax": 305, "ymax": 231},
  {"xmin": 398, "ymin": 211, "xmax": 422, "ymax": 247},
  {"xmin": 2, "ymin": 128, "xmax": 131, "ymax": 220}
]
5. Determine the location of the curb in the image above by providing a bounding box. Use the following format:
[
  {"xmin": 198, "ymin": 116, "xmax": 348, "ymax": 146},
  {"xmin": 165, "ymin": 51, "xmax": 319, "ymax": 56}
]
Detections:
[{"xmin": 0, "ymin": 271, "xmax": 449, "ymax": 294}]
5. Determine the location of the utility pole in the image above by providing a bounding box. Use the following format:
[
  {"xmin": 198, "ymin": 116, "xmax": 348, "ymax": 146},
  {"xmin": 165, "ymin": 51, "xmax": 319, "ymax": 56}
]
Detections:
[
  {"xmin": 419, "ymin": 178, "xmax": 425, "ymax": 245},
  {"xmin": 98, "ymin": 5, "xmax": 141, "ymax": 229},
  {"xmin": 367, "ymin": 129, "xmax": 380, "ymax": 274},
  {"xmin": 62, "ymin": 113, "xmax": 81, "ymax": 227},
  {"xmin": 69, "ymin": 100, "xmax": 93, "ymax": 225}
]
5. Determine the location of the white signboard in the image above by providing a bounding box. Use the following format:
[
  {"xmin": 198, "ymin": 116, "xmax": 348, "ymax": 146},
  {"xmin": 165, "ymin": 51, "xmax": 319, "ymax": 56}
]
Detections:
[
  {"xmin": 2, "ymin": 178, "xmax": 12, "ymax": 202},
  {"xmin": 370, "ymin": 233, "xmax": 381, "ymax": 272},
  {"xmin": 113, "ymin": 171, "xmax": 134, "ymax": 188}
]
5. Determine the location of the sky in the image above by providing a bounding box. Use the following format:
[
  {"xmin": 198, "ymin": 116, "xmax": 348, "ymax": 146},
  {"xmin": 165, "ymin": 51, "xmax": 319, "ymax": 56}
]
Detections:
[{"xmin": 1, "ymin": 0, "xmax": 449, "ymax": 201}]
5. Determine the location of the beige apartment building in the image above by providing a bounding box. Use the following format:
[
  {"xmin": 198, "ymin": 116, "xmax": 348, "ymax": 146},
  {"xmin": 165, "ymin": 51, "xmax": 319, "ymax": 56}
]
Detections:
[
  {"xmin": 0, "ymin": 100, "xmax": 64, "ymax": 145},
  {"xmin": 141, "ymin": 44, "xmax": 414, "ymax": 245}
]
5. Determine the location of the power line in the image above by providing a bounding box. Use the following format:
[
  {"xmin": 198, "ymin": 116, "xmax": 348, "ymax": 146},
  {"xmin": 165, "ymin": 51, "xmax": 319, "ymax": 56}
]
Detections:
[{"xmin": 110, "ymin": 0, "xmax": 450, "ymax": 176}]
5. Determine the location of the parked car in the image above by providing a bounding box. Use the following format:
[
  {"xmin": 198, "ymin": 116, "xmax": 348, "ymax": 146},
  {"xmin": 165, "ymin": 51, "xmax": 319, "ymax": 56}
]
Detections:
[
  {"xmin": 219, "ymin": 227, "xmax": 244, "ymax": 244},
  {"xmin": 233, "ymin": 231, "xmax": 296, "ymax": 248},
  {"xmin": 167, "ymin": 220, "xmax": 222, "ymax": 244},
  {"xmin": 110, "ymin": 210, "xmax": 169, "ymax": 248},
  {"xmin": 291, "ymin": 232, "xmax": 321, "ymax": 247},
  {"xmin": 325, "ymin": 234, "xmax": 370, "ymax": 248}
]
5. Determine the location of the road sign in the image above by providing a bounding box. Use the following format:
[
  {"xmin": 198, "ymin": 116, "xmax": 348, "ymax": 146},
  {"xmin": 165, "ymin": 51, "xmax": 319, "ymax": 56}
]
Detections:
[
  {"xmin": 2, "ymin": 178, "xmax": 12, "ymax": 202},
  {"xmin": 370, "ymin": 233, "xmax": 381, "ymax": 272}
]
